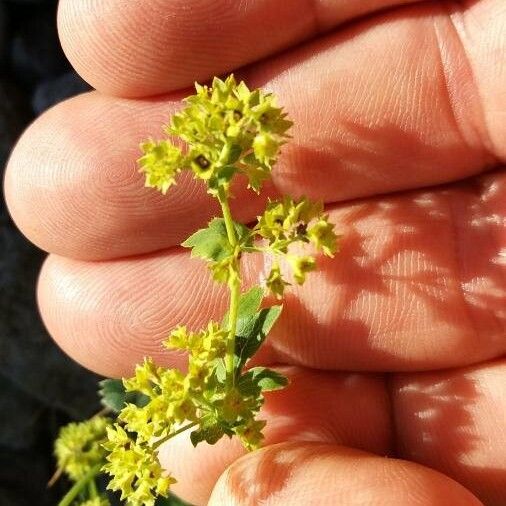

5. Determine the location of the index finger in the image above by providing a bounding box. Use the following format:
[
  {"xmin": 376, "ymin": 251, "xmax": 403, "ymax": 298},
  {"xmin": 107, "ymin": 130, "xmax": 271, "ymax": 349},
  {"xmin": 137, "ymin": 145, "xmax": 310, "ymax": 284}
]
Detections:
[{"xmin": 57, "ymin": 0, "xmax": 419, "ymax": 97}]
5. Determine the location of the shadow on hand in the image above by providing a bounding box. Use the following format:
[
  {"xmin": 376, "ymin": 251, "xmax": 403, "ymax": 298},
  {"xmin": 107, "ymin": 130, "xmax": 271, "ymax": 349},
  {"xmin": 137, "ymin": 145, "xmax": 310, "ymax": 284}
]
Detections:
[{"xmin": 253, "ymin": 119, "xmax": 505, "ymax": 504}]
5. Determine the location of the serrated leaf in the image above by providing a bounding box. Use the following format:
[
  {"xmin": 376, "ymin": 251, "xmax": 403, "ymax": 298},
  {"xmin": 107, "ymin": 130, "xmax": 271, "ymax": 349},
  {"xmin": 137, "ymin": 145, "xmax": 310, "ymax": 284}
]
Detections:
[
  {"xmin": 181, "ymin": 218, "xmax": 232, "ymax": 262},
  {"xmin": 238, "ymin": 367, "xmax": 288, "ymax": 395},
  {"xmin": 99, "ymin": 379, "xmax": 149, "ymax": 413},
  {"xmin": 225, "ymin": 144, "xmax": 243, "ymax": 164},
  {"xmin": 234, "ymin": 305, "xmax": 282, "ymax": 371},
  {"xmin": 214, "ymin": 358, "xmax": 227, "ymax": 384},
  {"xmin": 182, "ymin": 218, "xmax": 252, "ymax": 262},
  {"xmin": 190, "ymin": 423, "xmax": 224, "ymax": 447}
]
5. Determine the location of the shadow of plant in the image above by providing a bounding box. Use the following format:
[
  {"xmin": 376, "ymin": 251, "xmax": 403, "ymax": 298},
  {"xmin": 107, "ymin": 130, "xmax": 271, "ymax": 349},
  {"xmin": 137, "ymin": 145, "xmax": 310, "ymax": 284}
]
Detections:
[{"xmin": 243, "ymin": 119, "xmax": 505, "ymax": 503}]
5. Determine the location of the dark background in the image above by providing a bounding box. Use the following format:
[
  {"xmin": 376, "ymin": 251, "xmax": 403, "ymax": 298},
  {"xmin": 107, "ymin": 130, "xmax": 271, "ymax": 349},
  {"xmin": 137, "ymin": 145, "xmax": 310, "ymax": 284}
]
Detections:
[
  {"xmin": 1, "ymin": 0, "xmax": 104, "ymax": 504},
  {"xmin": 0, "ymin": 2, "xmax": 192, "ymax": 504}
]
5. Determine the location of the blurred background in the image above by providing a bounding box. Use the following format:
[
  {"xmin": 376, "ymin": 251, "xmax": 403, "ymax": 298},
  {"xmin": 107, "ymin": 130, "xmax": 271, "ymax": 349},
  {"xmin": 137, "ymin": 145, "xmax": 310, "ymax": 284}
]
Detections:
[{"xmin": 1, "ymin": 1, "xmax": 133, "ymax": 504}]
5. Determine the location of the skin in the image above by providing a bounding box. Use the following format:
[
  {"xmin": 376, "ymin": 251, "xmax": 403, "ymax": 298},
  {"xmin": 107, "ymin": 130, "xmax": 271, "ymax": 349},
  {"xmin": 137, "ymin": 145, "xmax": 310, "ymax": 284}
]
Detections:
[{"xmin": 4, "ymin": 0, "xmax": 505, "ymax": 504}]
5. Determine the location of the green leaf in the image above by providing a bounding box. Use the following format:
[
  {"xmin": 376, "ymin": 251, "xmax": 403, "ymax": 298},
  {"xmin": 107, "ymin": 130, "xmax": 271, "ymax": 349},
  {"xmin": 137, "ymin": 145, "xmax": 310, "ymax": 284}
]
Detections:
[
  {"xmin": 234, "ymin": 305, "xmax": 282, "ymax": 371},
  {"xmin": 208, "ymin": 165, "xmax": 238, "ymax": 193},
  {"xmin": 181, "ymin": 218, "xmax": 233, "ymax": 262},
  {"xmin": 237, "ymin": 286, "xmax": 264, "ymax": 319},
  {"xmin": 224, "ymin": 144, "xmax": 243, "ymax": 164},
  {"xmin": 98, "ymin": 379, "xmax": 149, "ymax": 413},
  {"xmin": 190, "ymin": 423, "xmax": 224, "ymax": 446},
  {"xmin": 238, "ymin": 367, "xmax": 289, "ymax": 395},
  {"xmin": 182, "ymin": 218, "xmax": 252, "ymax": 262},
  {"xmin": 222, "ymin": 286, "xmax": 264, "ymax": 328},
  {"xmin": 214, "ymin": 358, "xmax": 227, "ymax": 384},
  {"xmin": 155, "ymin": 493, "xmax": 192, "ymax": 506}
]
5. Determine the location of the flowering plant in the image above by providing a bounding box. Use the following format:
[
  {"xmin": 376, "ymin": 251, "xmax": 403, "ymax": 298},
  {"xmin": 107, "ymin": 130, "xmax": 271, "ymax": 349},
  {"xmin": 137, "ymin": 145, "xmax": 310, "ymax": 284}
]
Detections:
[{"xmin": 53, "ymin": 75, "xmax": 338, "ymax": 506}]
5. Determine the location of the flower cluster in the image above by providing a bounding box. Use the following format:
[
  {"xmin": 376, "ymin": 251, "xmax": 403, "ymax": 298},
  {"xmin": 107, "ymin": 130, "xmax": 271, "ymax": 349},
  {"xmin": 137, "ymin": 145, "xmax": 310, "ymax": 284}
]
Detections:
[
  {"xmin": 103, "ymin": 424, "xmax": 175, "ymax": 506},
  {"xmin": 104, "ymin": 322, "xmax": 259, "ymax": 506},
  {"xmin": 54, "ymin": 416, "xmax": 110, "ymax": 481},
  {"xmin": 102, "ymin": 358, "xmax": 193, "ymax": 504},
  {"xmin": 138, "ymin": 140, "xmax": 184, "ymax": 194},
  {"xmin": 102, "ymin": 318, "xmax": 279, "ymax": 504},
  {"xmin": 254, "ymin": 196, "xmax": 339, "ymax": 297},
  {"xmin": 138, "ymin": 75, "xmax": 292, "ymax": 196},
  {"xmin": 165, "ymin": 323, "xmax": 273, "ymax": 451},
  {"xmin": 165, "ymin": 322, "xmax": 227, "ymax": 390}
]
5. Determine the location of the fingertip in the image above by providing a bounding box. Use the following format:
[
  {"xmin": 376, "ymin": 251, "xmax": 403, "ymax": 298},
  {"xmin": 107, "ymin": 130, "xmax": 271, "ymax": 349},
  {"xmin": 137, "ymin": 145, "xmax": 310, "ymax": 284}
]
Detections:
[
  {"xmin": 209, "ymin": 443, "xmax": 483, "ymax": 506},
  {"xmin": 36, "ymin": 252, "xmax": 203, "ymax": 377},
  {"xmin": 159, "ymin": 369, "xmax": 392, "ymax": 504}
]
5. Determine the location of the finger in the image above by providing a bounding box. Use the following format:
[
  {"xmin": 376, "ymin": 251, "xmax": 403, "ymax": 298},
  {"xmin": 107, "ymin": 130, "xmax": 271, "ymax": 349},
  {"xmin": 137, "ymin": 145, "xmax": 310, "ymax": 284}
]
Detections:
[
  {"xmin": 207, "ymin": 442, "xmax": 482, "ymax": 506},
  {"xmin": 57, "ymin": 0, "xmax": 420, "ymax": 97},
  {"xmin": 392, "ymin": 358, "xmax": 506, "ymax": 506},
  {"xmin": 7, "ymin": 0, "xmax": 506, "ymax": 260},
  {"xmin": 38, "ymin": 177, "xmax": 506, "ymax": 376},
  {"xmin": 158, "ymin": 367, "xmax": 392, "ymax": 505},
  {"xmin": 5, "ymin": 92, "xmax": 275, "ymax": 260}
]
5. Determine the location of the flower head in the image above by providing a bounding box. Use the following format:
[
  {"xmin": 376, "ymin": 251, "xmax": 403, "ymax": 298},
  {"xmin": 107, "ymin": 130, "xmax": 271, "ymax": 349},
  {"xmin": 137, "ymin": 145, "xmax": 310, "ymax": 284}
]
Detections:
[
  {"xmin": 288, "ymin": 255, "xmax": 316, "ymax": 284},
  {"xmin": 54, "ymin": 416, "xmax": 110, "ymax": 481},
  {"xmin": 265, "ymin": 264, "xmax": 289, "ymax": 299},
  {"xmin": 235, "ymin": 419, "xmax": 267, "ymax": 451},
  {"xmin": 308, "ymin": 218, "xmax": 339, "ymax": 257},
  {"xmin": 138, "ymin": 140, "xmax": 184, "ymax": 194},
  {"xmin": 138, "ymin": 75, "xmax": 292, "ymax": 196},
  {"xmin": 102, "ymin": 424, "xmax": 175, "ymax": 506}
]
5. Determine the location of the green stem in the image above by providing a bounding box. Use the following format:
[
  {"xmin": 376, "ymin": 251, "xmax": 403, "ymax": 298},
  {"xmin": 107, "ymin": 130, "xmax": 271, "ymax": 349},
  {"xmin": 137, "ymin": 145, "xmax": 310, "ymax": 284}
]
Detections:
[
  {"xmin": 225, "ymin": 275, "xmax": 240, "ymax": 387},
  {"xmin": 219, "ymin": 192, "xmax": 238, "ymax": 247},
  {"xmin": 58, "ymin": 464, "xmax": 102, "ymax": 506},
  {"xmin": 152, "ymin": 421, "xmax": 199, "ymax": 450},
  {"xmin": 88, "ymin": 479, "xmax": 98, "ymax": 499},
  {"xmin": 218, "ymin": 190, "xmax": 242, "ymax": 389}
]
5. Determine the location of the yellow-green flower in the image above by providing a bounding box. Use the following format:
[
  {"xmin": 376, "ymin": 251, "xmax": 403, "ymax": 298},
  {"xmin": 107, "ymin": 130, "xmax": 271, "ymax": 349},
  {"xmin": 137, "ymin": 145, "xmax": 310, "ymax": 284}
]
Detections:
[
  {"xmin": 54, "ymin": 416, "xmax": 110, "ymax": 481},
  {"xmin": 288, "ymin": 255, "xmax": 316, "ymax": 284},
  {"xmin": 164, "ymin": 325, "xmax": 194, "ymax": 350},
  {"xmin": 121, "ymin": 366, "xmax": 196, "ymax": 440},
  {"xmin": 123, "ymin": 357, "xmax": 163, "ymax": 397},
  {"xmin": 166, "ymin": 75, "xmax": 291, "ymax": 193},
  {"xmin": 164, "ymin": 322, "xmax": 227, "ymax": 360},
  {"xmin": 255, "ymin": 196, "xmax": 324, "ymax": 252},
  {"xmin": 253, "ymin": 132, "xmax": 279, "ymax": 167},
  {"xmin": 103, "ymin": 424, "xmax": 175, "ymax": 506},
  {"xmin": 265, "ymin": 264, "xmax": 289, "ymax": 299},
  {"xmin": 235, "ymin": 419, "xmax": 266, "ymax": 451},
  {"xmin": 308, "ymin": 218, "xmax": 339, "ymax": 257},
  {"xmin": 255, "ymin": 197, "xmax": 338, "ymax": 287},
  {"xmin": 138, "ymin": 140, "xmax": 184, "ymax": 194}
]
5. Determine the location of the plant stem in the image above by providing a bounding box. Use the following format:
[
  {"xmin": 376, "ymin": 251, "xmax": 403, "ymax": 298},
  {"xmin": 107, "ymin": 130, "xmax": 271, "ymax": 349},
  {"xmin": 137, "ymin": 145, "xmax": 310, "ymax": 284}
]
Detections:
[
  {"xmin": 47, "ymin": 465, "xmax": 65, "ymax": 488},
  {"xmin": 225, "ymin": 275, "xmax": 240, "ymax": 387},
  {"xmin": 219, "ymin": 193, "xmax": 238, "ymax": 247},
  {"xmin": 152, "ymin": 421, "xmax": 199, "ymax": 450},
  {"xmin": 92, "ymin": 406, "xmax": 112, "ymax": 418},
  {"xmin": 218, "ymin": 190, "xmax": 242, "ymax": 388},
  {"xmin": 88, "ymin": 479, "xmax": 98, "ymax": 498},
  {"xmin": 57, "ymin": 464, "xmax": 102, "ymax": 506}
]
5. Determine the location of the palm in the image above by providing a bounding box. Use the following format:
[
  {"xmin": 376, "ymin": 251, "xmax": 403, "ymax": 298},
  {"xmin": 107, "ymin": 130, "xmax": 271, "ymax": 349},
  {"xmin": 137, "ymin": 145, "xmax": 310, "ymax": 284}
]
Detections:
[{"xmin": 5, "ymin": 0, "xmax": 504, "ymax": 504}]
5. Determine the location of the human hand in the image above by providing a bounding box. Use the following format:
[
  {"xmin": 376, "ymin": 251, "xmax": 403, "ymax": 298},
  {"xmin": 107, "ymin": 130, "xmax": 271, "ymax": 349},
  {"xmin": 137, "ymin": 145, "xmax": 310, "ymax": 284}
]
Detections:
[{"xmin": 5, "ymin": 1, "xmax": 505, "ymax": 504}]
